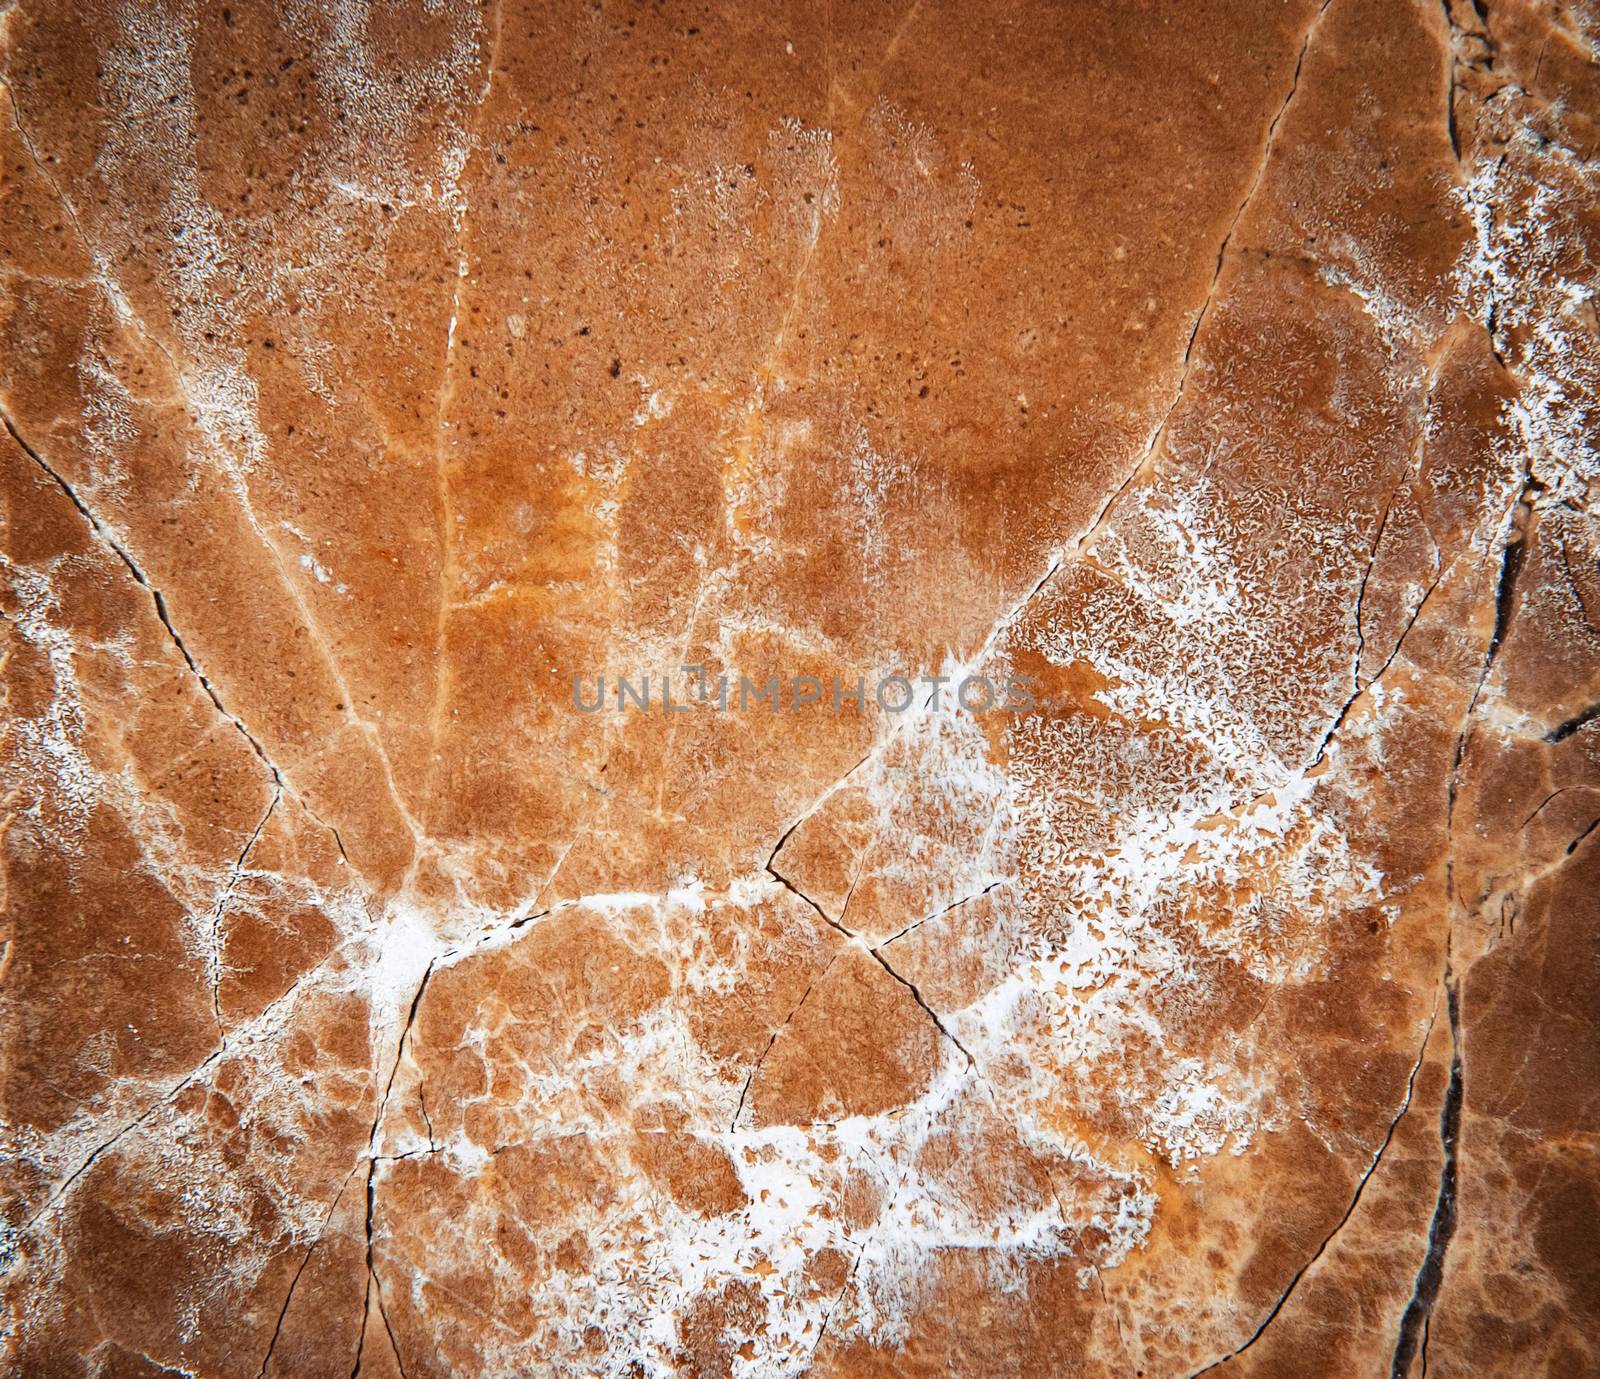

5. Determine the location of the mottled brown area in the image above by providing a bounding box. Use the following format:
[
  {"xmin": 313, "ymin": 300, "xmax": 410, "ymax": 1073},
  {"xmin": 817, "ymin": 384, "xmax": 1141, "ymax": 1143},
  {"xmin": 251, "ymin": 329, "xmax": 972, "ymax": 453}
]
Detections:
[{"xmin": 2, "ymin": 0, "xmax": 1597, "ymax": 1374}]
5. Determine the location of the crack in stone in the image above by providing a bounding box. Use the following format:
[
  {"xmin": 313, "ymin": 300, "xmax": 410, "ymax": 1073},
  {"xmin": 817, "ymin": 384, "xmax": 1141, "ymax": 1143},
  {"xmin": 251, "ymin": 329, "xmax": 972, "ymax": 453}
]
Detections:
[
  {"xmin": 1564, "ymin": 810, "xmax": 1600, "ymax": 858},
  {"xmin": 345, "ymin": 953, "xmax": 445, "ymax": 1368},
  {"xmin": 207, "ymin": 785, "xmax": 281, "ymax": 1048},
  {"xmin": 369, "ymin": 1255, "xmax": 411, "ymax": 1379},
  {"xmin": 765, "ymin": 856, "xmax": 978, "ymax": 1070},
  {"xmin": 955, "ymin": 0, "xmax": 1339, "ymax": 672},
  {"xmin": 1046, "ymin": 1171, "xmax": 1130, "ymax": 1360},
  {"xmin": 1518, "ymin": 785, "xmax": 1589, "ymax": 829},
  {"xmin": 863, "ymin": 943, "xmax": 978, "ymax": 1069},
  {"xmin": 1437, "ymin": 0, "xmax": 1499, "ymax": 174},
  {"xmin": 1188, "ymin": 996, "xmax": 1442, "ymax": 1376},
  {"xmin": 6, "ymin": 79, "xmax": 424, "ymax": 865},
  {"xmin": 1353, "ymin": 485, "xmax": 1398, "ymax": 688},
  {"xmin": 755, "ymin": 0, "xmax": 1346, "ymax": 857},
  {"xmin": 878, "ymin": 879, "xmax": 1007, "ymax": 950},
  {"xmin": 21, "ymin": 908, "xmax": 414, "ymax": 1233},
  {"xmin": 1486, "ymin": 509, "xmax": 1531, "ymax": 667},
  {"xmin": 353, "ymin": 1158, "xmax": 412, "ymax": 1379},
  {"xmin": 371, "ymin": 959, "xmax": 441, "ymax": 1152},
  {"xmin": 23, "ymin": 1048, "xmax": 223, "ymax": 1230},
  {"xmin": 257, "ymin": 1163, "xmax": 362, "ymax": 1379},
  {"xmin": 729, "ymin": 953, "xmax": 838, "ymax": 1131},
  {"xmin": 1388, "ymin": 980, "xmax": 1464, "ymax": 1379},
  {"xmin": 1543, "ymin": 697, "xmax": 1600, "ymax": 742},
  {"xmin": 417, "ymin": 1080, "xmax": 437, "ymax": 1153},
  {"xmin": 350, "ymin": 1262, "xmax": 372, "ymax": 1378},
  {"xmin": 765, "ymin": 751, "xmax": 875, "ymax": 891},
  {"xmin": 1446, "ymin": 477, "xmax": 1537, "ymax": 910},
  {"xmin": 804, "ymin": 1178, "xmax": 897, "ymax": 1371},
  {"xmin": 805, "ymin": 1235, "xmax": 867, "ymax": 1367},
  {"xmin": 1310, "ymin": 558, "xmax": 1443, "ymax": 770},
  {"xmin": 3, "ymin": 409, "xmax": 290, "ymax": 793}
]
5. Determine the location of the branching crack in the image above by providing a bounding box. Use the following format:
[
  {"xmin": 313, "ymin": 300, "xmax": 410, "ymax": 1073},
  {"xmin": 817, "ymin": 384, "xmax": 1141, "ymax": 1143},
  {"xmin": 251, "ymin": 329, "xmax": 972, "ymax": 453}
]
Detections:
[
  {"xmin": 371, "ymin": 960, "xmax": 440, "ymax": 1151},
  {"xmin": 764, "ymin": 750, "xmax": 874, "ymax": 892},
  {"xmin": 348, "ymin": 959, "xmax": 437, "ymax": 1375},
  {"xmin": 354, "ymin": 1158, "xmax": 411, "ymax": 1379},
  {"xmin": 25, "ymin": 922, "xmax": 393, "ymax": 1229},
  {"xmin": 765, "ymin": 857, "xmax": 978, "ymax": 1070},
  {"xmin": 1352, "ymin": 486, "xmax": 1397, "ymax": 688},
  {"xmin": 1310, "ymin": 559, "xmax": 1442, "ymax": 770}
]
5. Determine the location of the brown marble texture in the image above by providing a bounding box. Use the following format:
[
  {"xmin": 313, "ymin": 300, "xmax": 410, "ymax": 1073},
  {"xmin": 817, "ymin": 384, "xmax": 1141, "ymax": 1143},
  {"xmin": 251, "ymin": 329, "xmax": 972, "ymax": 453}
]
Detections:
[{"xmin": 1, "ymin": 0, "xmax": 1597, "ymax": 1375}]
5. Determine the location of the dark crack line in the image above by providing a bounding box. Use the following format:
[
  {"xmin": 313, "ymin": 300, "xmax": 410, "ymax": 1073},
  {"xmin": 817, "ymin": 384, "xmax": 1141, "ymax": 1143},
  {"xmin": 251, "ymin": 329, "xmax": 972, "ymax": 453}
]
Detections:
[
  {"xmin": 2, "ymin": 409, "xmax": 289, "ymax": 792},
  {"xmin": 370, "ymin": 960, "xmax": 441, "ymax": 1152},
  {"xmin": 1315, "ymin": 329, "xmax": 1456, "ymax": 761},
  {"xmin": 865, "ymin": 944, "xmax": 978, "ymax": 1069},
  {"xmin": 1438, "ymin": 0, "xmax": 1466, "ymax": 167},
  {"xmin": 1310, "ymin": 561, "xmax": 1442, "ymax": 770},
  {"xmin": 1352, "ymin": 485, "xmax": 1399, "ymax": 689},
  {"xmin": 1389, "ymin": 981, "xmax": 1464, "ymax": 1379},
  {"xmin": 1546, "ymin": 698, "xmax": 1600, "ymax": 743},
  {"xmin": 25, "ymin": 926, "xmax": 379, "ymax": 1230},
  {"xmin": 417, "ymin": 1081, "xmax": 436, "ymax": 1152},
  {"xmin": 808, "ymin": 1240, "xmax": 866, "ymax": 1364},
  {"xmin": 878, "ymin": 879, "xmax": 1008, "ymax": 950},
  {"xmin": 1485, "ymin": 512, "xmax": 1530, "ymax": 667},
  {"xmin": 765, "ymin": 749, "xmax": 874, "ymax": 887},
  {"xmin": 729, "ymin": 954, "xmax": 837, "ymax": 1132},
  {"xmin": 965, "ymin": 0, "xmax": 1337, "ymax": 653},
  {"xmin": 1565, "ymin": 810, "xmax": 1600, "ymax": 857},
  {"xmin": 767, "ymin": 858, "xmax": 979, "ymax": 1070},
  {"xmin": 369, "ymin": 1249, "xmax": 411, "ymax": 1379},
  {"xmin": 1188, "ymin": 0, "xmax": 1335, "ymax": 353},
  {"xmin": 24, "ymin": 1048, "xmax": 223, "ymax": 1229},
  {"xmin": 1446, "ymin": 479, "xmax": 1537, "ymax": 906},
  {"xmin": 258, "ymin": 1163, "xmax": 362, "ymax": 1379},
  {"xmin": 207, "ymin": 785, "xmax": 281, "ymax": 1048},
  {"xmin": 834, "ymin": 842, "xmax": 875, "ymax": 930},
  {"xmin": 766, "ymin": 855, "xmax": 850, "ymax": 936},
  {"xmin": 1516, "ymin": 785, "xmax": 1600, "ymax": 831},
  {"xmin": 350, "ymin": 1269, "xmax": 372, "ymax": 1379},
  {"xmin": 345, "ymin": 956, "xmax": 442, "ymax": 1367},
  {"xmin": 1188, "ymin": 998, "xmax": 1440, "ymax": 1376}
]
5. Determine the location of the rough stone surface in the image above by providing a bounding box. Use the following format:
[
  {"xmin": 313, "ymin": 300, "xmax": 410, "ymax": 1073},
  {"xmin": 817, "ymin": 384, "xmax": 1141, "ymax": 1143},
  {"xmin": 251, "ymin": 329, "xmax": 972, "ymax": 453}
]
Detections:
[{"xmin": 1, "ymin": 0, "xmax": 1597, "ymax": 1375}]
